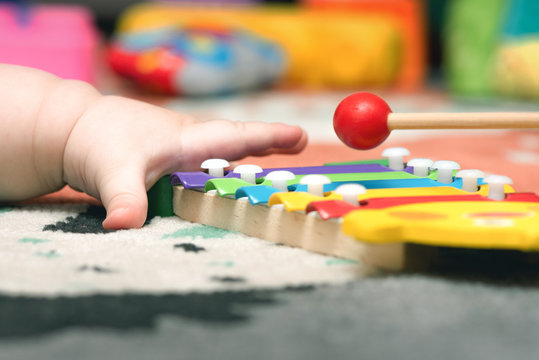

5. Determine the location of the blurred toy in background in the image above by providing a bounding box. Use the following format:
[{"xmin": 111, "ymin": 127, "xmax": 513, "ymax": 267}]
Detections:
[
  {"xmin": 445, "ymin": 0, "xmax": 539, "ymax": 100},
  {"xmin": 110, "ymin": 0, "xmax": 425, "ymax": 94},
  {"xmin": 0, "ymin": 1, "xmax": 98, "ymax": 83},
  {"xmin": 302, "ymin": 0, "xmax": 425, "ymax": 90},
  {"xmin": 108, "ymin": 25, "xmax": 286, "ymax": 95},
  {"xmin": 493, "ymin": 0, "xmax": 539, "ymax": 99}
]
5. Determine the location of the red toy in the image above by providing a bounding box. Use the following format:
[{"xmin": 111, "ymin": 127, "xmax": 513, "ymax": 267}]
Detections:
[
  {"xmin": 333, "ymin": 92, "xmax": 539, "ymax": 150},
  {"xmin": 333, "ymin": 92, "xmax": 392, "ymax": 150}
]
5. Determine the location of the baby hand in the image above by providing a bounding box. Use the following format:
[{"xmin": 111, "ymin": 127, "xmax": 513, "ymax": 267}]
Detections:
[{"xmin": 63, "ymin": 96, "xmax": 307, "ymax": 229}]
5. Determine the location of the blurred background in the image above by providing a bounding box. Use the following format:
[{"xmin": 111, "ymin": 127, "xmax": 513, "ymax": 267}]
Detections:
[
  {"xmin": 1, "ymin": 0, "xmax": 538, "ymax": 190},
  {"xmin": 3, "ymin": 0, "xmax": 539, "ymax": 97}
]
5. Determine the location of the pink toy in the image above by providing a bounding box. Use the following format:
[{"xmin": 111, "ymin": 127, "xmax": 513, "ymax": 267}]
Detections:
[{"xmin": 0, "ymin": 4, "xmax": 98, "ymax": 83}]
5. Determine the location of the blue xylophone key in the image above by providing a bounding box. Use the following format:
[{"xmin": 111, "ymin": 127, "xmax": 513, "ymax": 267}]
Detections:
[
  {"xmin": 235, "ymin": 186, "xmax": 279, "ymax": 204},
  {"xmin": 293, "ymin": 177, "xmax": 486, "ymax": 192}
]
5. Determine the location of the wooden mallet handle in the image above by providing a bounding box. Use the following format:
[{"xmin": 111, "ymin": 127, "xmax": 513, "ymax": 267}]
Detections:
[{"xmin": 388, "ymin": 112, "xmax": 539, "ymax": 129}]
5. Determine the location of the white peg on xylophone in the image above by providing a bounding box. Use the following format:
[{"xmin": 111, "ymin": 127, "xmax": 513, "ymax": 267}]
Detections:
[
  {"xmin": 382, "ymin": 147, "xmax": 410, "ymax": 170},
  {"xmin": 484, "ymin": 175, "xmax": 513, "ymax": 201},
  {"xmin": 335, "ymin": 184, "xmax": 367, "ymax": 206},
  {"xmin": 233, "ymin": 164, "xmax": 263, "ymax": 184},
  {"xmin": 201, "ymin": 158, "xmax": 230, "ymax": 177},
  {"xmin": 266, "ymin": 170, "xmax": 295, "ymax": 192},
  {"xmin": 300, "ymin": 174, "xmax": 331, "ymax": 197},
  {"xmin": 455, "ymin": 170, "xmax": 485, "ymax": 192},
  {"xmin": 407, "ymin": 158, "xmax": 434, "ymax": 177},
  {"xmin": 431, "ymin": 160, "xmax": 460, "ymax": 184}
]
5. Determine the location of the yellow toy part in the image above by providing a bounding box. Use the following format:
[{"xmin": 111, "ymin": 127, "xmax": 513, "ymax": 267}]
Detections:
[
  {"xmin": 269, "ymin": 184, "xmax": 516, "ymax": 212},
  {"xmin": 352, "ymin": 184, "xmax": 514, "ymax": 201},
  {"xmin": 342, "ymin": 201, "xmax": 539, "ymax": 250},
  {"xmin": 269, "ymin": 191, "xmax": 341, "ymax": 212}
]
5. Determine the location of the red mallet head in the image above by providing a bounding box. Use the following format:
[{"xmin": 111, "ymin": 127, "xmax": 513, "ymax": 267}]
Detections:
[{"xmin": 333, "ymin": 92, "xmax": 392, "ymax": 150}]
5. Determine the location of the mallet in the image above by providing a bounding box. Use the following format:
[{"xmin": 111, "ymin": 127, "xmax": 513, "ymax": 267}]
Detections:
[{"xmin": 333, "ymin": 92, "xmax": 539, "ymax": 150}]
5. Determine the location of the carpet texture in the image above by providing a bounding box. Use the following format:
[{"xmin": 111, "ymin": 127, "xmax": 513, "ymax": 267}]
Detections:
[{"xmin": 2, "ymin": 192, "xmax": 539, "ymax": 360}]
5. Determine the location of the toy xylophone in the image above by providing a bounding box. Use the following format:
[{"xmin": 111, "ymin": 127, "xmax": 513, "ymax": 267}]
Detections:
[
  {"xmin": 170, "ymin": 153, "xmax": 539, "ymax": 270},
  {"xmin": 168, "ymin": 92, "xmax": 539, "ymax": 270}
]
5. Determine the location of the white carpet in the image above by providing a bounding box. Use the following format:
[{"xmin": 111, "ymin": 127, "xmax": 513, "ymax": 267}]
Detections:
[{"xmin": 0, "ymin": 204, "xmax": 368, "ymax": 296}]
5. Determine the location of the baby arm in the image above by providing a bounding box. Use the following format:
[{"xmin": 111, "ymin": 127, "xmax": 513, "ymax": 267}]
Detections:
[
  {"xmin": 0, "ymin": 64, "xmax": 100, "ymax": 201},
  {"xmin": 0, "ymin": 64, "xmax": 307, "ymax": 229}
]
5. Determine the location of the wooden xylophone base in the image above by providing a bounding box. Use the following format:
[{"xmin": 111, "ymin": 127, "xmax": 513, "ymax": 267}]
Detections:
[
  {"xmin": 173, "ymin": 186, "xmax": 539, "ymax": 272},
  {"xmin": 172, "ymin": 186, "xmax": 442, "ymax": 271}
]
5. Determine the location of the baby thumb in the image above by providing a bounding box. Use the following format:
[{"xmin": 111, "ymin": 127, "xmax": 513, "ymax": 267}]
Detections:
[{"xmin": 100, "ymin": 166, "xmax": 148, "ymax": 230}]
